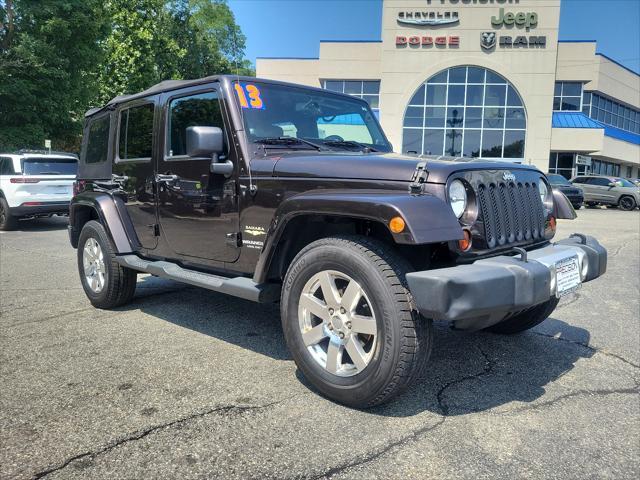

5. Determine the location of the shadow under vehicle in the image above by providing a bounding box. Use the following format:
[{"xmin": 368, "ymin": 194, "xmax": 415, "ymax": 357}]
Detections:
[{"xmin": 67, "ymin": 75, "xmax": 607, "ymax": 408}]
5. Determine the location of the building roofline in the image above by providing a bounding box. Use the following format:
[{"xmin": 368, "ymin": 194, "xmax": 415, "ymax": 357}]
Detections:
[
  {"xmin": 557, "ymin": 40, "xmax": 640, "ymax": 77},
  {"xmin": 595, "ymin": 52, "xmax": 640, "ymax": 77},
  {"xmin": 319, "ymin": 40, "xmax": 382, "ymax": 43},
  {"xmin": 256, "ymin": 57, "xmax": 319, "ymax": 60}
]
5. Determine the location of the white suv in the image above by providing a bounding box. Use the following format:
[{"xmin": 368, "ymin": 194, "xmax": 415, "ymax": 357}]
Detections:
[{"xmin": 0, "ymin": 151, "xmax": 78, "ymax": 230}]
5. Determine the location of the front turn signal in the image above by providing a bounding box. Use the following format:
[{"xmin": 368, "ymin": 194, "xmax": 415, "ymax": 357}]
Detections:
[
  {"xmin": 458, "ymin": 229, "xmax": 472, "ymax": 251},
  {"xmin": 389, "ymin": 216, "xmax": 406, "ymax": 234},
  {"xmin": 546, "ymin": 216, "xmax": 557, "ymax": 238}
]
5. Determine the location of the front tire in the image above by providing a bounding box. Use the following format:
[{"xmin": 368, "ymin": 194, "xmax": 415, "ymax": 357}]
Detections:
[
  {"xmin": 618, "ymin": 196, "xmax": 637, "ymax": 211},
  {"xmin": 0, "ymin": 197, "xmax": 17, "ymax": 231},
  {"xmin": 77, "ymin": 220, "xmax": 137, "ymax": 309},
  {"xmin": 281, "ymin": 236, "xmax": 432, "ymax": 408},
  {"xmin": 485, "ymin": 297, "xmax": 560, "ymax": 335}
]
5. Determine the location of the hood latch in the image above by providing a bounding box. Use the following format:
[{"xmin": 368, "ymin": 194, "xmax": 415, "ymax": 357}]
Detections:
[{"xmin": 409, "ymin": 162, "xmax": 429, "ymax": 195}]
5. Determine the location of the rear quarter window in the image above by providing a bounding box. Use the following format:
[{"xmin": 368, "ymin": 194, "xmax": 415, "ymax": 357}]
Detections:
[
  {"xmin": 0, "ymin": 157, "xmax": 16, "ymax": 175},
  {"xmin": 85, "ymin": 115, "xmax": 111, "ymax": 164}
]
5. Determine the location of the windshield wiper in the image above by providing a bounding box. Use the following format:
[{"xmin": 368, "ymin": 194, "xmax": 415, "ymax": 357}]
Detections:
[
  {"xmin": 255, "ymin": 137, "xmax": 326, "ymax": 151},
  {"xmin": 322, "ymin": 140, "xmax": 379, "ymax": 153}
]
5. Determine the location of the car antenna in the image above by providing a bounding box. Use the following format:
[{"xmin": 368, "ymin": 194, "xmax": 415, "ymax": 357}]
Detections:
[{"xmin": 232, "ymin": 29, "xmax": 257, "ymax": 196}]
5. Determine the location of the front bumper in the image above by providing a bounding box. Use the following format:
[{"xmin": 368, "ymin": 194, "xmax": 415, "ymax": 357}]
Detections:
[
  {"xmin": 406, "ymin": 234, "xmax": 606, "ymax": 330},
  {"xmin": 565, "ymin": 194, "xmax": 584, "ymax": 205}
]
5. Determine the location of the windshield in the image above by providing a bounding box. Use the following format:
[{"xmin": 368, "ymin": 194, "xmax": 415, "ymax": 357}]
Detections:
[
  {"xmin": 614, "ymin": 178, "xmax": 637, "ymax": 188},
  {"xmin": 22, "ymin": 158, "xmax": 77, "ymax": 176},
  {"xmin": 547, "ymin": 174, "xmax": 571, "ymax": 186},
  {"xmin": 234, "ymin": 81, "xmax": 391, "ymax": 152}
]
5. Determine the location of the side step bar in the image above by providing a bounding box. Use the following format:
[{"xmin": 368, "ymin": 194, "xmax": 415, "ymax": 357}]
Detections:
[{"xmin": 115, "ymin": 254, "xmax": 280, "ymax": 303}]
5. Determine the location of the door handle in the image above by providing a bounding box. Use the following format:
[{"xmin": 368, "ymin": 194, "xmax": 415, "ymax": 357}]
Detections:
[{"xmin": 156, "ymin": 174, "xmax": 179, "ymax": 183}]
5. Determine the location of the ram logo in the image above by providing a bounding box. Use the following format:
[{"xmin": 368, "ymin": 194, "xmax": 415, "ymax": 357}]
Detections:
[{"xmin": 481, "ymin": 31, "xmax": 497, "ymax": 50}]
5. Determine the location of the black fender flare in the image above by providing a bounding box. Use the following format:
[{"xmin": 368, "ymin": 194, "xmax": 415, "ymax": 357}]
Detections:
[
  {"xmin": 552, "ymin": 189, "xmax": 578, "ymax": 220},
  {"xmin": 69, "ymin": 191, "xmax": 139, "ymax": 253},
  {"xmin": 254, "ymin": 189, "xmax": 463, "ymax": 282}
]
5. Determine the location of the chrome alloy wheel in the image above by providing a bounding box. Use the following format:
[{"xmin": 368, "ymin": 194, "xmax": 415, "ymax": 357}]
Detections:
[
  {"xmin": 83, "ymin": 237, "xmax": 106, "ymax": 293},
  {"xmin": 298, "ymin": 270, "xmax": 378, "ymax": 377}
]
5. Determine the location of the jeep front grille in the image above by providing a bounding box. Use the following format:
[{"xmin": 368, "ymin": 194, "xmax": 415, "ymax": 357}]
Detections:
[{"xmin": 476, "ymin": 181, "xmax": 546, "ymax": 249}]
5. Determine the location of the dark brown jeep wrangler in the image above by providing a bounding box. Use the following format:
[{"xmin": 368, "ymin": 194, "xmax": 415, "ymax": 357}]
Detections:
[{"xmin": 69, "ymin": 76, "xmax": 607, "ymax": 407}]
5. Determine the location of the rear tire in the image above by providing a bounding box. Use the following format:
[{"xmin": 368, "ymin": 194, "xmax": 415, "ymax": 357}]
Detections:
[
  {"xmin": 618, "ymin": 196, "xmax": 636, "ymax": 211},
  {"xmin": 485, "ymin": 297, "xmax": 560, "ymax": 335},
  {"xmin": 78, "ymin": 220, "xmax": 137, "ymax": 309},
  {"xmin": 0, "ymin": 197, "xmax": 17, "ymax": 231},
  {"xmin": 281, "ymin": 235, "xmax": 432, "ymax": 408}
]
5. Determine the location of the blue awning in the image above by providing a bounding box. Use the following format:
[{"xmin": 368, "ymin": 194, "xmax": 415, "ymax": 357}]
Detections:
[
  {"xmin": 552, "ymin": 112, "xmax": 640, "ymax": 145},
  {"xmin": 552, "ymin": 112, "xmax": 603, "ymax": 129}
]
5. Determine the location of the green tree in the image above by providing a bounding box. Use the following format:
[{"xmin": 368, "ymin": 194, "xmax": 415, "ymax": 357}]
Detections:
[
  {"xmin": 97, "ymin": 0, "xmax": 184, "ymax": 103},
  {"xmin": 169, "ymin": 0, "xmax": 253, "ymax": 79},
  {"xmin": 0, "ymin": 0, "xmax": 252, "ymax": 152},
  {"xmin": 0, "ymin": 0, "xmax": 109, "ymax": 151}
]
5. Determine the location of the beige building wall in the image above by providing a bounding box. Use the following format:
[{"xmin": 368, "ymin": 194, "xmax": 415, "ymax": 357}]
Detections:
[
  {"xmin": 255, "ymin": 58, "xmax": 320, "ymax": 87},
  {"xmin": 378, "ymin": 0, "xmax": 560, "ymax": 171},
  {"xmin": 556, "ymin": 42, "xmax": 640, "ymax": 109}
]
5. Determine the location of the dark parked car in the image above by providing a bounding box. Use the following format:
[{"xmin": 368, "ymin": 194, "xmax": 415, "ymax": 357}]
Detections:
[
  {"xmin": 571, "ymin": 175, "xmax": 640, "ymax": 211},
  {"xmin": 68, "ymin": 76, "xmax": 607, "ymax": 408},
  {"xmin": 547, "ymin": 174, "xmax": 583, "ymax": 210}
]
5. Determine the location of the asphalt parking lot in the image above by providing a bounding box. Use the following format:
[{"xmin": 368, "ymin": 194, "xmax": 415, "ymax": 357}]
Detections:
[{"xmin": 1, "ymin": 208, "xmax": 638, "ymax": 479}]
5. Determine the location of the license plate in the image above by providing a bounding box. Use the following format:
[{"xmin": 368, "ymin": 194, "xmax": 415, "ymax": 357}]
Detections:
[{"xmin": 556, "ymin": 255, "xmax": 581, "ymax": 297}]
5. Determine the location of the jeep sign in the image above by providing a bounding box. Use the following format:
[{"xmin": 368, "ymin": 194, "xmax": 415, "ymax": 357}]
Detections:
[{"xmin": 491, "ymin": 8, "xmax": 538, "ymax": 30}]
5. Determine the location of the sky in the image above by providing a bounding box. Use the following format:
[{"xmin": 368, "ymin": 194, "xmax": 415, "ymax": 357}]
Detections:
[{"xmin": 227, "ymin": 0, "xmax": 640, "ymax": 74}]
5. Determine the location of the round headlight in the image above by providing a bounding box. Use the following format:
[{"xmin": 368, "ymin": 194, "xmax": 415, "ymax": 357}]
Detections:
[
  {"xmin": 538, "ymin": 181, "xmax": 549, "ymax": 203},
  {"xmin": 448, "ymin": 180, "xmax": 467, "ymax": 218}
]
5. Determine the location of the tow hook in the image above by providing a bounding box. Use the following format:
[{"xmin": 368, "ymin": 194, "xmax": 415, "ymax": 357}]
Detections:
[
  {"xmin": 512, "ymin": 247, "xmax": 528, "ymax": 262},
  {"xmin": 570, "ymin": 233, "xmax": 588, "ymax": 245}
]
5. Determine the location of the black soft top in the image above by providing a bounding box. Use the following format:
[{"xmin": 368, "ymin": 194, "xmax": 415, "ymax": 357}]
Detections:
[
  {"xmin": 84, "ymin": 75, "xmax": 341, "ymax": 119},
  {"xmin": 85, "ymin": 75, "xmax": 225, "ymax": 118}
]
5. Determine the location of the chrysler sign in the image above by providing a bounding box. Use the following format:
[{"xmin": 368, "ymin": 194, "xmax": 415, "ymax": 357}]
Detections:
[{"xmin": 398, "ymin": 11, "xmax": 460, "ymax": 26}]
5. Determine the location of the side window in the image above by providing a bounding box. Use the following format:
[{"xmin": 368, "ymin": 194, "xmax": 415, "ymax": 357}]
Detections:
[
  {"xmin": 118, "ymin": 103, "xmax": 154, "ymax": 161},
  {"xmin": 587, "ymin": 177, "xmax": 610, "ymax": 186},
  {"xmin": 167, "ymin": 91, "xmax": 224, "ymax": 157},
  {"xmin": 0, "ymin": 157, "xmax": 16, "ymax": 175},
  {"xmin": 85, "ymin": 115, "xmax": 110, "ymax": 164},
  {"xmin": 572, "ymin": 177, "xmax": 586, "ymax": 184}
]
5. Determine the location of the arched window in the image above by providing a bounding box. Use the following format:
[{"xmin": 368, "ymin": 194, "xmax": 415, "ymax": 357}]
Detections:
[{"xmin": 402, "ymin": 66, "xmax": 526, "ymax": 162}]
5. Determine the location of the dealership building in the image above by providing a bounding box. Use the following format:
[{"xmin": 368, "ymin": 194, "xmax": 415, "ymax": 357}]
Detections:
[{"xmin": 256, "ymin": 0, "xmax": 640, "ymax": 179}]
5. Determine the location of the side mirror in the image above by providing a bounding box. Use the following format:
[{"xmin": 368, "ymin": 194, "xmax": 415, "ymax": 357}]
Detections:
[
  {"xmin": 186, "ymin": 126, "xmax": 224, "ymax": 158},
  {"xmin": 186, "ymin": 126, "xmax": 233, "ymax": 177},
  {"xmin": 608, "ymin": 182, "xmax": 617, "ymax": 188}
]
